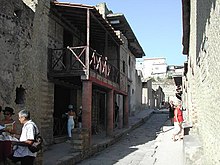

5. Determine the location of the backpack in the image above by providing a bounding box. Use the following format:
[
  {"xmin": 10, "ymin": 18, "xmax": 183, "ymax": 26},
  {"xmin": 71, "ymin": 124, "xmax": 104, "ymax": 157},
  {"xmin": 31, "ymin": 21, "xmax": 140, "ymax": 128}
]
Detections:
[{"xmin": 28, "ymin": 124, "xmax": 43, "ymax": 153}]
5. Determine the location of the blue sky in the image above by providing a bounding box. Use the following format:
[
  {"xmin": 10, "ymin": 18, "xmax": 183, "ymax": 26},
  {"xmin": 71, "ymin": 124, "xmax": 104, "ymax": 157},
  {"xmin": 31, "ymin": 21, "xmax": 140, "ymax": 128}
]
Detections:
[{"xmin": 64, "ymin": 0, "xmax": 187, "ymax": 65}]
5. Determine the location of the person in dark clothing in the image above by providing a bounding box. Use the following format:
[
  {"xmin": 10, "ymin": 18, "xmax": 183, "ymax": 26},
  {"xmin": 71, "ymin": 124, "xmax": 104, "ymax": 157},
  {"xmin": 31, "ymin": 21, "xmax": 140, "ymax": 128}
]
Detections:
[
  {"xmin": 114, "ymin": 102, "xmax": 119, "ymax": 128},
  {"xmin": 168, "ymin": 101, "xmax": 175, "ymax": 126}
]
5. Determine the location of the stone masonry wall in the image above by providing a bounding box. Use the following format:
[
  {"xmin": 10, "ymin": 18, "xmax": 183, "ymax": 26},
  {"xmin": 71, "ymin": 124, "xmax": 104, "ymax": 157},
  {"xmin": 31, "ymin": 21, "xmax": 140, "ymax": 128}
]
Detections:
[
  {"xmin": 185, "ymin": 0, "xmax": 220, "ymax": 164},
  {"xmin": 134, "ymin": 70, "xmax": 142, "ymax": 112},
  {"xmin": 119, "ymin": 32, "xmax": 128, "ymax": 93},
  {"xmin": 0, "ymin": 0, "xmax": 54, "ymax": 147}
]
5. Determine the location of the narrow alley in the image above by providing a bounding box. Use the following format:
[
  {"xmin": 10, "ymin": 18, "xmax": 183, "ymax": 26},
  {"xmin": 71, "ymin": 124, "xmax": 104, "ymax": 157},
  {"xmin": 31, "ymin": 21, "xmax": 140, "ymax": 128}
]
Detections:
[
  {"xmin": 1, "ymin": 0, "xmax": 220, "ymax": 165},
  {"xmin": 77, "ymin": 111, "xmax": 183, "ymax": 165}
]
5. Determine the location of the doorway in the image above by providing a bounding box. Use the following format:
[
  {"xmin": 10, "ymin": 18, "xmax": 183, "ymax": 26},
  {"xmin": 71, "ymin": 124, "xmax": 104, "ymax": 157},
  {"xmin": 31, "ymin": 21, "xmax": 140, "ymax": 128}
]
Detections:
[
  {"xmin": 53, "ymin": 85, "xmax": 74, "ymax": 137},
  {"xmin": 92, "ymin": 89, "xmax": 106, "ymax": 134}
]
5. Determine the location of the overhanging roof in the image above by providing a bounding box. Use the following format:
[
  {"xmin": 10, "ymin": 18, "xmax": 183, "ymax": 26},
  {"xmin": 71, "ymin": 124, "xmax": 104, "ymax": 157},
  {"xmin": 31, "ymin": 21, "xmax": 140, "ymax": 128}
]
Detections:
[
  {"xmin": 107, "ymin": 13, "xmax": 145, "ymax": 58},
  {"xmin": 181, "ymin": 0, "xmax": 190, "ymax": 55},
  {"xmin": 51, "ymin": 2, "xmax": 123, "ymax": 45}
]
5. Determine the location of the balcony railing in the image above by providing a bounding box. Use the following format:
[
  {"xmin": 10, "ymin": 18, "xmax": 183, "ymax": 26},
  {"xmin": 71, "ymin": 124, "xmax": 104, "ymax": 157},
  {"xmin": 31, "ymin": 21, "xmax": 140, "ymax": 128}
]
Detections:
[{"xmin": 48, "ymin": 46, "xmax": 120, "ymax": 83}]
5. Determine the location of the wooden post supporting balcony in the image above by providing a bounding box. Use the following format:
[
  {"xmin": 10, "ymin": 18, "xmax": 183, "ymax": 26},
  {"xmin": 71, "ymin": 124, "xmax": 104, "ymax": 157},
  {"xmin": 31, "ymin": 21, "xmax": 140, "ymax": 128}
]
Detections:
[{"xmin": 83, "ymin": 8, "xmax": 90, "ymax": 80}]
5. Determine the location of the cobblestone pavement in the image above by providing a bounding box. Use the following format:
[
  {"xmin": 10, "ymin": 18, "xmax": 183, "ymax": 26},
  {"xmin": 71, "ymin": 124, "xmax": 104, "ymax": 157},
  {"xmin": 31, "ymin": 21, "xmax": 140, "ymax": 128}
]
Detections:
[{"xmin": 77, "ymin": 113, "xmax": 175, "ymax": 165}]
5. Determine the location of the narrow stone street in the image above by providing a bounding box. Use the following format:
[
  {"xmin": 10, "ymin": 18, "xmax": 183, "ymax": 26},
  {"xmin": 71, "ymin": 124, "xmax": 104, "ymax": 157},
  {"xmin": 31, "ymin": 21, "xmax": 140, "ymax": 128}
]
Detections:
[{"xmin": 77, "ymin": 112, "xmax": 178, "ymax": 165}]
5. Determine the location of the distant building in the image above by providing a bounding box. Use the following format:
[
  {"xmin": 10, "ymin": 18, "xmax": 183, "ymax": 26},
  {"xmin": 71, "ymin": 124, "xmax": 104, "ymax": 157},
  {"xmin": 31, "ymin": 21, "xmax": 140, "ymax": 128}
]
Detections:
[
  {"xmin": 136, "ymin": 57, "xmax": 167, "ymax": 78},
  {"xmin": 136, "ymin": 57, "xmax": 184, "ymax": 107},
  {"xmin": 142, "ymin": 78, "xmax": 153, "ymax": 108},
  {"xmin": 167, "ymin": 65, "xmax": 184, "ymax": 77}
]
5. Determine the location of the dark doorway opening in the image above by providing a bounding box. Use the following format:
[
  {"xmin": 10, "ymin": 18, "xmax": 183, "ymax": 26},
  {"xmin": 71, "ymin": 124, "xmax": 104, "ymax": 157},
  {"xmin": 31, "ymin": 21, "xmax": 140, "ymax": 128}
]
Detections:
[
  {"xmin": 53, "ymin": 85, "xmax": 70, "ymax": 137},
  {"xmin": 92, "ymin": 89, "xmax": 106, "ymax": 134}
]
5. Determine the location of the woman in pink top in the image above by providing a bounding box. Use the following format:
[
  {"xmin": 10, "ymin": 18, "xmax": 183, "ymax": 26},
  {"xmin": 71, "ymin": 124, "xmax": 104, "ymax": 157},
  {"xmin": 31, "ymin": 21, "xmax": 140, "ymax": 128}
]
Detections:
[{"xmin": 173, "ymin": 102, "xmax": 184, "ymax": 141}]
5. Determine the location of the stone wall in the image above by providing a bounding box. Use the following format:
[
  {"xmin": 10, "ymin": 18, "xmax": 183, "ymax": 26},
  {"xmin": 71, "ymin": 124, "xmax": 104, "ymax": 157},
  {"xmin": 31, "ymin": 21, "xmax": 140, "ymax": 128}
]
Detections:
[
  {"xmin": 128, "ymin": 51, "xmax": 143, "ymax": 114},
  {"xmin": 119, "ymin": 32, "xmax": 128, "ymax": 93},
  {"xmin": 0, "ymin": 0, "xmax": 54, "ymax": 146},
  {"xmin": 152, "ymin": 78, "xmax": 176, "ymax": 103},
  {"xmin": 134, "ymin": 70, "xmax": 142, "ymax": 112},
  {"xmin": 119, "ymin": 32, "xmax": 142, "ymax": 115},
  {"xmin": 184, "ymin": 0, "xmax": 220, "ymax": 164}
]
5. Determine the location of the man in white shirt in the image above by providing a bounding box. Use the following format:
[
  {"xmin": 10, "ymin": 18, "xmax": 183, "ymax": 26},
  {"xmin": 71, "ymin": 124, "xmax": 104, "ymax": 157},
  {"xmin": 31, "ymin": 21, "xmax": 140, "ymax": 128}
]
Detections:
[{"xmin": 11, "ymin": 110, "xmax": 39, "ymax": 165}]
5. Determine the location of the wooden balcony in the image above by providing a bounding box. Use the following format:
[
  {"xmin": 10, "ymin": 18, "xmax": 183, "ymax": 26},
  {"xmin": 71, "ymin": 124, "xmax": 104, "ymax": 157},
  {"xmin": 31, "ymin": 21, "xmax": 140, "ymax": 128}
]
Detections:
[{"xmin": 48, "ymin": 46, "xmax": 121, "ymax": 85}]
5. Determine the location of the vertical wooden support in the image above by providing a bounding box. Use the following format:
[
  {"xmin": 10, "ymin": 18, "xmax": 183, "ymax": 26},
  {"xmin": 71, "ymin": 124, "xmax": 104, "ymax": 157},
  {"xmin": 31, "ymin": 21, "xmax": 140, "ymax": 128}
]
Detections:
[{"xmin": 85, "ymin": 8, "xmax": 90, "ymax": 79}]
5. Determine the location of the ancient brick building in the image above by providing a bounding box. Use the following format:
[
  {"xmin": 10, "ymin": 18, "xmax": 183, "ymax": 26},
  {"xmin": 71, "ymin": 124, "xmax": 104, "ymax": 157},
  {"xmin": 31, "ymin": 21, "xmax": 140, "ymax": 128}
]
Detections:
[
  {"xmin": 0, "ymin": 0, "xmax": 51, "ymax": 141},
  {"xmin": 181, "ymin": 0, "xmax": 220, "ymax": 164},
  {"xmin": 0, "ymin": 0, "xmax": 144, "ymax": 155}
]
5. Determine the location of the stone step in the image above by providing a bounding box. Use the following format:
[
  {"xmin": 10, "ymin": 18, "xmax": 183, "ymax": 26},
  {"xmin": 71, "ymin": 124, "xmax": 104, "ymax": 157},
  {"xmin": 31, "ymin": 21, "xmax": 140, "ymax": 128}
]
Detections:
[{"xmin": 183, "ymin": 135, "xmax": 203, "ymax": 165}]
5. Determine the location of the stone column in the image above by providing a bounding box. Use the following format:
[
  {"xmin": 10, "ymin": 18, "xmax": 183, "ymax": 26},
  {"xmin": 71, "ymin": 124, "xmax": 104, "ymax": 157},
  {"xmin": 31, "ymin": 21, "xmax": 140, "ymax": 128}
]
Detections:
[
  {"xmin": 82, "ymin": 80, "xmax": 92, "ymax": 145},
  {"xmin": 124, "ymin": 95, "xmax": 129, "ymax": 128},
  {"xmin": 107, "ymin": 89, "xmax": 114, "ymax": 136}
]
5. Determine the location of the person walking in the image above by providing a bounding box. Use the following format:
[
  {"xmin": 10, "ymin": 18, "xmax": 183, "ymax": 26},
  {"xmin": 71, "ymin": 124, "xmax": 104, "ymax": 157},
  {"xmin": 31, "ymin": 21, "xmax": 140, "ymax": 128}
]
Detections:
[
  {"xmin": 66, "ymin": 105, "xmax": 76, "ymax": 142},
  {"xmin": 173, "ymin": 101, "xmax": 184, "ymax": 141},
  {"xmin": 10, "ymin": 109, "xmax": 39, "ymax": 165},
  {"xmin": 168, "ymin": 101, "xmax": 175, "ymax": 126},
  {"xmin": 114, "ymin": 102, "xmax": 119, "ymax": 128}
]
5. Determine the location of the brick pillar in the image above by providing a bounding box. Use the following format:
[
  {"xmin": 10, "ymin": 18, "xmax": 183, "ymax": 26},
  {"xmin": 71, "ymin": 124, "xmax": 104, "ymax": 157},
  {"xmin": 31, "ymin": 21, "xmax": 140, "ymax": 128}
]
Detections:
[
  {"xmin": 118, "ymin": 96, "xmax": 123, "ymax": 129},
  {"xmin": 82, "ymin": 80, "xmax": 92, "ymax": 145},
  {"xmin": 107, "ymin": 89, "xmax": 114, "ymax": 136},
  {"xmin": 124, "ymin": 95, "xmax": 129, "ymax": 128}
]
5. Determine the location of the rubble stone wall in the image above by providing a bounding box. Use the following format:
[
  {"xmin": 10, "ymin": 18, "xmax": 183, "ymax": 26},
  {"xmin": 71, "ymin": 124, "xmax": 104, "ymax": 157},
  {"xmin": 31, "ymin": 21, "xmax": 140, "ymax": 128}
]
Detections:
[
  {"xmin": 185, "ymin": 0, "xmax": 220, "ymax": 164},
  {"xmin": 0, "ymin": 0, "xmax": 54, "ymax": 146}
]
